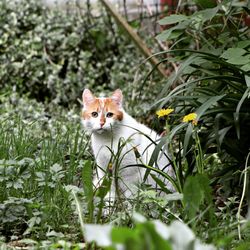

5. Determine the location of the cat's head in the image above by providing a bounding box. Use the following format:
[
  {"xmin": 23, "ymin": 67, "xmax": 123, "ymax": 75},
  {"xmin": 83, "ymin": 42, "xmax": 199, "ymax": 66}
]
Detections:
[{"xmin": 81, "ymin": 89, "xmax": 124, "ymax": 134}]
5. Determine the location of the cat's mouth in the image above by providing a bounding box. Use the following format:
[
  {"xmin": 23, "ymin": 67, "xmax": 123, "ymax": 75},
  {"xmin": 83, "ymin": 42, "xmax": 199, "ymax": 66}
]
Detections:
[
  {"xmin": 96, "ymin": 128, "xmax": 105, "ymax": 134},
  {"xmin": 94, "ymin": 125, "xmax": 113, "ymax": 134}
]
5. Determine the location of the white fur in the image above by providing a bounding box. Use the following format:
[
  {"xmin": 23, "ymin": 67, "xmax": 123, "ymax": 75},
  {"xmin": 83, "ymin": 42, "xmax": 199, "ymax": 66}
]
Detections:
[{"xmin": 82, "ymin": 107, "xmax": 173, "ymax": 199}]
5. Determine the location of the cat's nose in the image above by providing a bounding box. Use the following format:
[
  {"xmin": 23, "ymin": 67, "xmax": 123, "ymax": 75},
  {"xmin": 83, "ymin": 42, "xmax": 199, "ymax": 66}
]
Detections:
[{"xmin": 100, "ymin": 121, "xmax": 105, "ymax": 127}]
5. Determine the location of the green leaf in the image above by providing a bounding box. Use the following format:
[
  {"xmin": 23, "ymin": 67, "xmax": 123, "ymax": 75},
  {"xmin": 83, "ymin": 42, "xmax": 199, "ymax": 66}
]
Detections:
[
  {"xmin": 245, "ymin": 75, "xmax": 250, "ymax": 87},
  {"xmin": 96, "ymin": 175, "xmax": 112, "ymax": 199},
  {"xmin": 237, "ymin": 40, "xmax": 250, "ymax": 49},
  {"xmin": 235, "ymin": 87, "xmax": 250, "ymax": 139},
  {"xmin": 241, "ymin": 63, "xmax": 250, "ymax": 72},
  {"xmin": 82, "ymin": 160, "xmax": 93, "ymax": 200},
  {"xmin": 196, "ymin": 95, "xmax": 225, "ymax": 119},
  {"xmin": 193, "ymin": 6, "xmax": 219, "ymax": 21},
  {"xmin": 158, "ymin": 14, "xmax": 189, "ymax": 25},
  {"xmin": 139, "ymin": 222, "xmax": 172, "ymax": 250},
  {"xmin": 217, "ymin": 126, "xmax": 232, "ymax": 146},
  {"xmin": 183, "ymin": 174, "xmax": 212, "ymax": 220},
  {"xmin": 183, "ymin": 95, "xmax": 225, "ymax": 156},
  {"xmin": 221, "ymin": 48, "xmax": 246, "ymax": 60},
  {"xmin": 168, "ymin": 30, "xmax": 183, "ymax": 40},
  {"xmin": 156, "ymin": 28, "xmax": 174, "ymax": 41},
  {"xmin": 169, "ymin": 123, "xmax": 187, "ymax": 142},
  {"xmin": 111, "ymin": 222, "xmax": 172, "ymax": 250},
  {"xmin": 183, "ymin": 123, "xmax": 194, "ymax": 157},
  {"xmin": 235, "ymin": 241, "xmax": 250, "ymax": 250},
  {"xmin": 148, "ymin": 137, "xmax": 167, "ymax": 170},
  {"xmin": 193, "ymin": 0, "xmax": 217, "ymax": 8},
  {"xmin": 111, "ymin": 227, "xmax": 136, "ymax": 244},
  {"xmin": 226, "ymin": 55, "xmax": 250, "ymax": 65},
  {"xmin": 150, "ymin": 173, "xmax": 171, "ymax": 194},
  {"xmin": 82, "ymin": 160, "xmax": 94, "ymax": 222}
]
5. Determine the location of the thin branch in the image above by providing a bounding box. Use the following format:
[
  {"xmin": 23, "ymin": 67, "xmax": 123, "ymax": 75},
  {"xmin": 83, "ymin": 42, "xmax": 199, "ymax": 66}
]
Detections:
[{"xmin": 100, "ymin": 0, "xmax": 168, "ymax": 78}]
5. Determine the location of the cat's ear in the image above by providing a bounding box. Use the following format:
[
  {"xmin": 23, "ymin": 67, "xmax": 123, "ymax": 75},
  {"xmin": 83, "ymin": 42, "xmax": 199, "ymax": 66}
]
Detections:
[
  {"xmin": 111, "ymin": 89, "xmax": 123, "ymax": 108},
  {"xmin": 82, "ymin": 89, "xmax": 95, "ymax": 107}
]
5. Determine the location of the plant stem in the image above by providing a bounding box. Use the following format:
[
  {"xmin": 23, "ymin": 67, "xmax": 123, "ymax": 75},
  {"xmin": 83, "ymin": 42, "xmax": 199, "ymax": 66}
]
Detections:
[{"xmin": 237, "ymin": 151, "xmax": 250, "ymax": 240}]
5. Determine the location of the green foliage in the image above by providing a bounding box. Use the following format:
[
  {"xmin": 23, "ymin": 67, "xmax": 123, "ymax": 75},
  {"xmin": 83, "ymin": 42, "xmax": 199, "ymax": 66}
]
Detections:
[
  {"xmin": 183, "ymin": 174, "xmax": 213, "ymax": 222},
  {"xmin": 82, "ymin": 160, "xmax": 94, "ymax": 223},
  {"xmin": 0, "ymin": 0, "xmax": 149, "ymax": 108},
  {"xmin": 156, "ymin": 0, "xmax": 250, "ymax": 176},
  {"xmin": 83, "ymin": 213, "xmax": 216, "ymax": 250},
  {"xmin": 152, "ymin": 0, "xmax": 250, "ymax": 247},
  {"xmin": 110, "ymin": 223, "xmax": 172, "ymax": 250},
  {"xmin": 0, "ymin": 94, "xmax": 90, "ymax": 243}
]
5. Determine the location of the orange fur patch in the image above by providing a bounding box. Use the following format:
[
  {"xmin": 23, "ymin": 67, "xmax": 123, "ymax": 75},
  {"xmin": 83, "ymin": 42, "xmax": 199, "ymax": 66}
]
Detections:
[{"xmin": 82, "ymin": 98, "xmax": 123, "ymax": 121}]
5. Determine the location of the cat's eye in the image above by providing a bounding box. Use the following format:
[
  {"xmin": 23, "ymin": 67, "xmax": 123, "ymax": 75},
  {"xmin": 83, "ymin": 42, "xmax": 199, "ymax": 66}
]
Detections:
[
  {"xmin": 91, "ymin": 112, "xmax": 98, "ymax": 118},
  {"xmin": 106, "ymin": 112, "xmax": 113, "ymax": 118}
]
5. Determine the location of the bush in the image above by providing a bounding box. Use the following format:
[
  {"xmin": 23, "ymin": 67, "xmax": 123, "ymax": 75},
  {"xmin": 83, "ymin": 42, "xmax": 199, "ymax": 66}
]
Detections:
[
  {"xmin": 0, "ymin": 0, "xmax": 151, "ymax": 108},
  {"xmin": 156, "ymin": 0, "xmax": 250, "ymax": 175}
]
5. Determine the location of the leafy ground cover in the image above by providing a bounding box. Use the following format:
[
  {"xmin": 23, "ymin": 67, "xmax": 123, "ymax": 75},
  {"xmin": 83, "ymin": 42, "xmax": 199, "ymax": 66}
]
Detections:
[{"xmin": 0, "ymin": 0, "xmax": 250, "ymax": 249}]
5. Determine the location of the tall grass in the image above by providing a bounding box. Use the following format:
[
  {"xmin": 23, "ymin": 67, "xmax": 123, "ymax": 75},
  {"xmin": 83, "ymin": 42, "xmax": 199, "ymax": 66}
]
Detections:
[{"xmin": 0, "ymin": 103, "xmax": 90, "ymax": 244}]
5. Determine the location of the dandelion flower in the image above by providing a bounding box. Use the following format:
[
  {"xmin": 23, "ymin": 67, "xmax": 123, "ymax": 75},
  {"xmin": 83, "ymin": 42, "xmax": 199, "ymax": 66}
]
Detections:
[
  {"xmin": 182, "ymin": 113, "xmax": 197, "ymax": 123},
  {"xmin": 156, "ymin": 108, "xmax": 174, "ymax": 118}
]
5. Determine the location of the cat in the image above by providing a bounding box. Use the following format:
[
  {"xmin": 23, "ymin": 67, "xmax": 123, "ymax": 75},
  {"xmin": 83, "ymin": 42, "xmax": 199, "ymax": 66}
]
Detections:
[{"xmin": 81, "ymin": 89, "xmax": 173, "ymax": 200}]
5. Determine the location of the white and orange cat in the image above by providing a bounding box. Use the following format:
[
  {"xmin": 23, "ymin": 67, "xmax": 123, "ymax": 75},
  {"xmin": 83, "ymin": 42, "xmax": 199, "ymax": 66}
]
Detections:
[{"xmin": 81, "ymin": 89, "xmax": 173, "ymax": 199}]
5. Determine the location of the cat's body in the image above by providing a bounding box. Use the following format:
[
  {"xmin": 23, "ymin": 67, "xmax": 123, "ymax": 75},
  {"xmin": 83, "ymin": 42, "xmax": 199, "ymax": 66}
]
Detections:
[{"xmin": 81, "ymin": 89, "xmax": 173, "ymax": 199}]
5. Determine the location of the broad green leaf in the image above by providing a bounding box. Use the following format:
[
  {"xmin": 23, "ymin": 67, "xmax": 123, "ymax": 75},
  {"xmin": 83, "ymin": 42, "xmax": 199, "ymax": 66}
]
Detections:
[
  {"xmin": 241, "ymin": 63, "xmax": 250, "ymax": 72},
  {"xmin": 156, "ymin": 28, "xmax": 173, "ymax": 41},
  {"xmin": 158, "ymin": 14, "xmax": 189, "ymax": 25},
  {"xmin": 237, "ymin": 40, "xmax": 250, "ymax": 49},
  {"xmin": 221, "ymin": 48, "xmax": 246, "ymax": 60},
  {"xmin": 112, "ymin": 222, "xmax": 172, "ymax": 250},
  {"xmin": 183, "ymin": 174, "xmax": 212, "ymax": 219},
  {"xmin": 226, "ymin": 55, "xmax": 250, "ymax": 65},
  {"xmin": 193, "ymin": 6, "xmax": 219, "ymax": 21},
  {"xmin": 111, "ymin": 227, "xmax": 135, "ymax": 243}
]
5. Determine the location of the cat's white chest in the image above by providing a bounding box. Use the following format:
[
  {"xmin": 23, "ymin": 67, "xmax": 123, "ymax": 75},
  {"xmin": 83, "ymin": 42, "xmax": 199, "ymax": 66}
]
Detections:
[
  {"xmin": 91, "ymin": 135, "xmax": 117, "ymax": 169},
  {"xmin": 91, "ymin": 133, "xmax": 137, "ymax": 169}
]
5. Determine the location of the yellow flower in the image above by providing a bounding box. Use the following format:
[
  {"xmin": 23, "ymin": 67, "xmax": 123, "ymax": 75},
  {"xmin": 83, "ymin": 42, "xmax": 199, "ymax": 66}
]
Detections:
[
  {"xmin": 182, "ymin": 113, "xmax": 198, "ymax": 123},
  {"xmin": 156, "ymin": 108, "xmax": 174, "ymax": 118}
]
